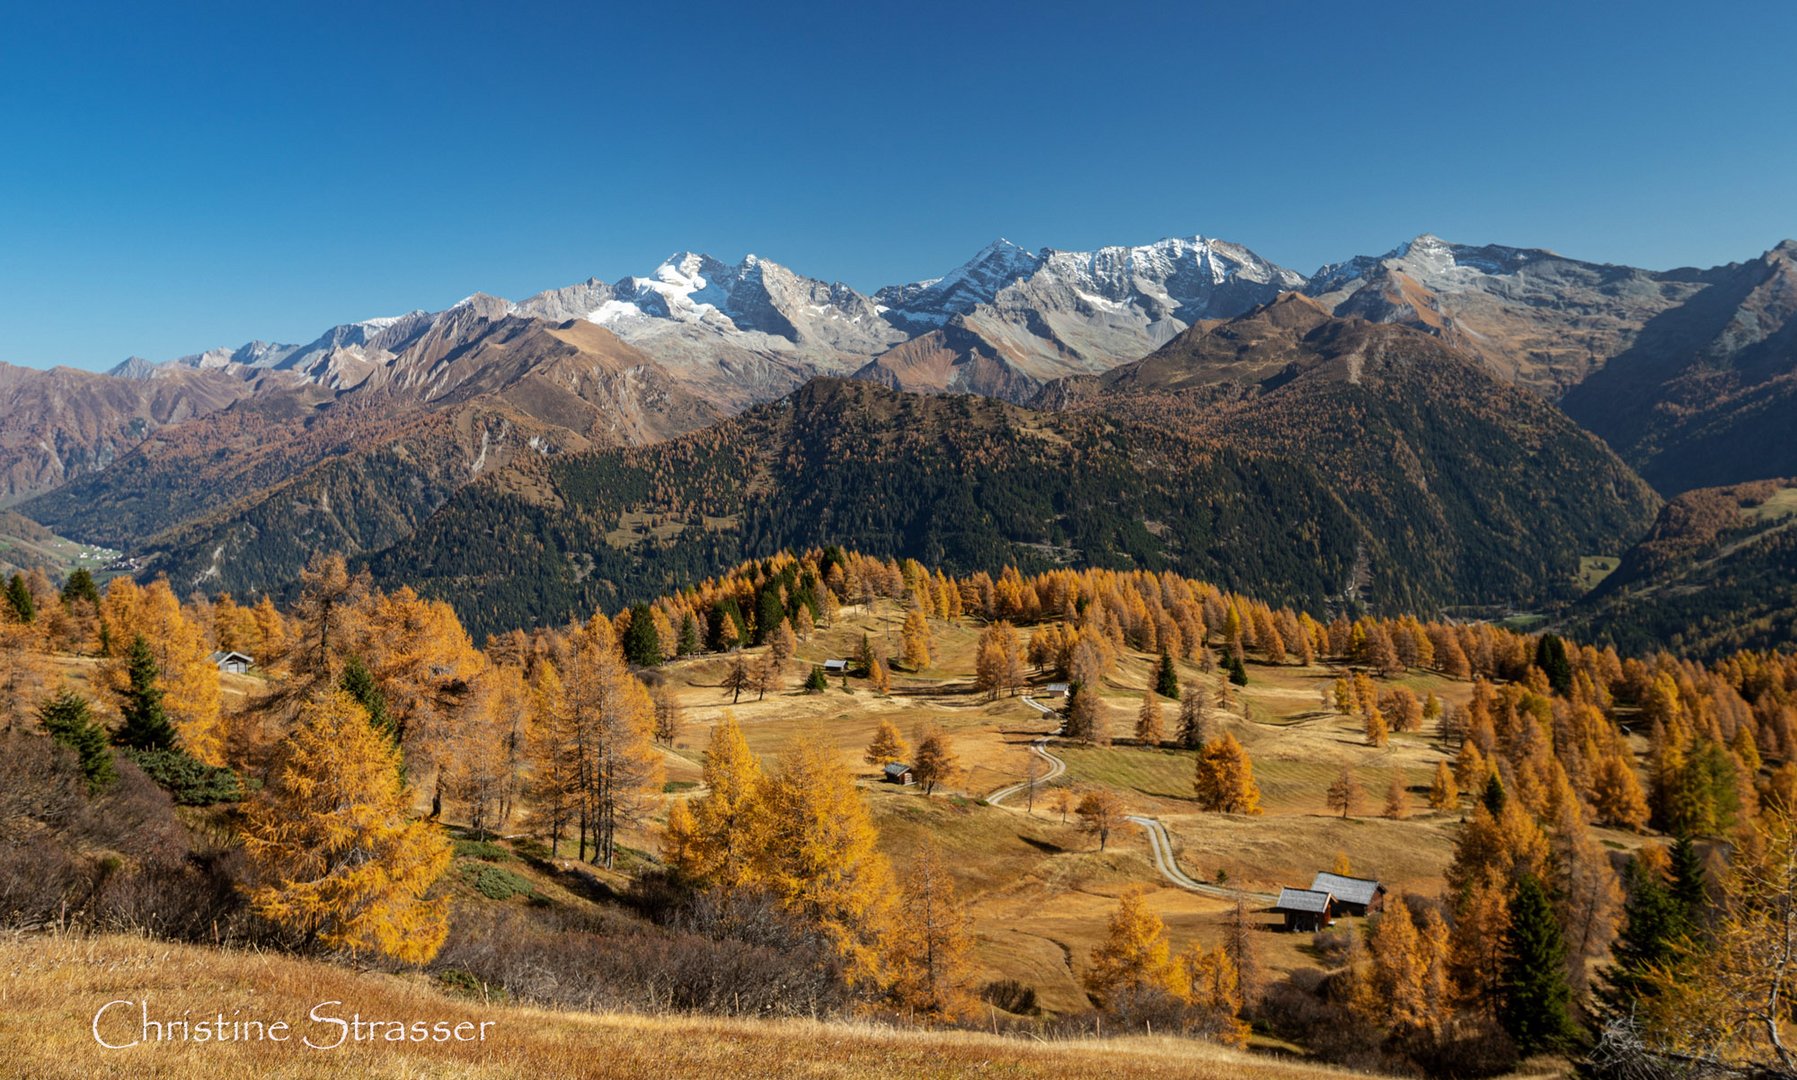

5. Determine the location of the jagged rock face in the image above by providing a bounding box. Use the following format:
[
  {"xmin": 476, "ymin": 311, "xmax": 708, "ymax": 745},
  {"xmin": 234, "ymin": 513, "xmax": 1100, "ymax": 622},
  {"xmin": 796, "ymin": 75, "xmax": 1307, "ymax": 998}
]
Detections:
[
  {"xmin": 1560, "ymin": 241, "xmax": 1797, "ymax": 492},
  {"xmin": 111, "ymin": 234, "xmax": 1305, "ymax": 414},
  {"xmin": 1302, "ymin": 234, "xmax": 1797, "ymax": 491},
  {"xmin": 874, "ymin": 239, "xmax": 1045, "ymax": 330},
  {"xmin": 1305, "ymin": 234, "xmax": 1712, "ymax": 394},
  {"xmin": 862, "ymin": 236, "xmax": 1308, "ymax": 394}
]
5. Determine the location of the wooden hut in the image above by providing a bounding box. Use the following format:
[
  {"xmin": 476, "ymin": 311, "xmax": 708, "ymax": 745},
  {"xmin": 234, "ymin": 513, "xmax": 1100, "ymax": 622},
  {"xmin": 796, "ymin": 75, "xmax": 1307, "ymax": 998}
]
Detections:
[
  {"xmin": 1308, "ymin": 873, "xmax": 1386, "ymax": 917},
  {"xmin": 1273, "ymin": 887, "xmax": 1335, "ymax": 932}
]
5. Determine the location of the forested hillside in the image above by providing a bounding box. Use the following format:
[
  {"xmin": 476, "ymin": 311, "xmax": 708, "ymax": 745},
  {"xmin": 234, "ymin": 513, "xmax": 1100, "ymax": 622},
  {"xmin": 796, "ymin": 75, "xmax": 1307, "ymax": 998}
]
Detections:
[
  {"xmin": 1572, "ymin": 479, "xmax": 1797, "ymax": 657},
  {"xmin": 368, "ymin": 307, "xmax": 1658, "ymax": 640}
]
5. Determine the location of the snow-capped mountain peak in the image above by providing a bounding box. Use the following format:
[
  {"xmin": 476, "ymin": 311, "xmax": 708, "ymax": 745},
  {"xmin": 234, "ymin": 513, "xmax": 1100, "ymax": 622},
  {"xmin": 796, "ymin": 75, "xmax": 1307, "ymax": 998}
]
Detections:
[{"xmin": 873, "ymin": 238, "xmax": 1045, "ymax": 330}]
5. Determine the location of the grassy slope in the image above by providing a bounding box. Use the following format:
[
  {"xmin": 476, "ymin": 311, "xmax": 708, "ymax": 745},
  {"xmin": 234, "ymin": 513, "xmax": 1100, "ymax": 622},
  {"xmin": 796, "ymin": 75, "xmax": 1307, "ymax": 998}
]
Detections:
[
  {"xmin": 0, "ymin": 508, "xmax": 118, "ymax": 579},
  {"xmin": 636, "ymin": 600, "xmax": 1649, "ymax": 1016},
  {"xmin": 0, "ymin": 933, "xmax": 1360, "ymax": 1080}
]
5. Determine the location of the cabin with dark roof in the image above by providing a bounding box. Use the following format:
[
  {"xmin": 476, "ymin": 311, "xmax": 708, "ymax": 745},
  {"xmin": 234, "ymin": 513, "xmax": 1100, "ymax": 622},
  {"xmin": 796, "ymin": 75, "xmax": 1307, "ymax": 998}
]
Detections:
[
  {"xmin": 1273, "ymin": 887, "xmax": 1335, "ymax": 932},
  {"xmin": 208, "ymin": 650, "xmax": 253, "ymax": 675},
  {"xmin": 1309, "ymin": 872, "xmax": 1386, "ymax": 917},
  {"xmin": 882, "ymin": 762, "xmax": 915, "ymax": 786}
]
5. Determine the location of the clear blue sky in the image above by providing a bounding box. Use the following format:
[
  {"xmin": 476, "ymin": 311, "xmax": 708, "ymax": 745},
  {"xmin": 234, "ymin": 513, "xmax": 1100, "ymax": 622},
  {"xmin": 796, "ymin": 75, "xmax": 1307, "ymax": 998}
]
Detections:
[{"xmin": 3, "ymin": 0, "xmax": 1794, "ymax": 370}]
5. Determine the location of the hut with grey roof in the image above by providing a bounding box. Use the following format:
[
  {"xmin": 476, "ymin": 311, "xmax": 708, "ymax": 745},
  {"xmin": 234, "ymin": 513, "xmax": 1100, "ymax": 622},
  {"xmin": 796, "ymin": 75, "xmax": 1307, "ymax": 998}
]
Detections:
[
  {"xmin": 1272, "ymin": 887, "xmax": 1336, "ymax": 932},
  {"xmin": 1308, "ymin": 872, "xmax": 1386, "ymax": 917}
]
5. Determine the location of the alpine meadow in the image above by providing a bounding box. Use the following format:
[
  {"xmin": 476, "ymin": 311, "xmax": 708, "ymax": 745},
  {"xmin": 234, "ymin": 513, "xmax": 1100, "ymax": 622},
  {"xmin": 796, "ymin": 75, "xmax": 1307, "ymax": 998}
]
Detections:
[{"xmin": 3, "ymin": 4, "xmax": 1795, "ymax": 1079}]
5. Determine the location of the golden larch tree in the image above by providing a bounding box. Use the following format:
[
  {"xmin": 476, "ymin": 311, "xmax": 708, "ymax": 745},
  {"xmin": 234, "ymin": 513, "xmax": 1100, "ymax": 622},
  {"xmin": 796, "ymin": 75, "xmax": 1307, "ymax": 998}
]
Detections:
[
  {"xmin": 0, "ymin": 607, "xmax": 47, "ymax": 731},
  {"xmin": 1590, "ymin": 751, "xmax": 1651, "ymax": 831},
  {"xmin": 1085, "ymin": 888, "xmax": 1181, "ymax": 1010},
  {"xmin": 449, "ymin": 663, "xmax": 529, "ymax": 839},
  {"xmin": 864, "ymin": 718, "xmax": 909, "ymax": 768},
  {"xmin": 239, "ymin": 689, "xmax": 451, "ymax": 963},
  {"xmin": 755, "ymin": 736, "xmax": 895, "ymax": 985},
  {"xmin": 664, "ymin": 711, "xmax": 766, "ymax": 894},
  {"xmin": 1180, "ymin": 940, "xmax": 1250, "ymax": 1045},
  {"xmin": 1365, "ymin": 705, "xmax": 1389, "ymax": 747},
  {"xmin": 887, "ymin": 842, "xmax": 977, "ymax": 1023},
  {"xmin": 100, "ymin": 577, "xmax": 224, "ymax": 764},
  {"xmin": 1075, "ymin": 788, "xmax": 1127, "ymax": 850},
  {"xmin": 1384, "ymin": 776, "xmax": 1410, "ymax": 819},
  {"xmin": 1355, "ymin": 901, "xmax": 1454, "ymax": 1043},
  {"xmin": 1429, "ymin": 761, "xmax": 1460, "ymax": 811},
  {"xmin": 1326, "ymin": 767, "xmax": 1361, "ymax": 819},
  {"xmin": 1135, "ymin": 689, "xmax": 1164, "ymax": 747},
  {"xmin": 911, "ymin": 727, "xmax": 960, "ymax": 795},
  {"xmin": 900, "ymin": 607, "xmax": 932, "ymax": 671},
  {"xmin": 525, "ymin": 661, "xmax": 580, "ymax": 856},
  {"xmin": 1194, "ymin": 732, "xmax": 1262, "ymax": 814},
  {"xmin": 1640, "ymin": 805, "xmax": 1795, "ymax": 1074}
]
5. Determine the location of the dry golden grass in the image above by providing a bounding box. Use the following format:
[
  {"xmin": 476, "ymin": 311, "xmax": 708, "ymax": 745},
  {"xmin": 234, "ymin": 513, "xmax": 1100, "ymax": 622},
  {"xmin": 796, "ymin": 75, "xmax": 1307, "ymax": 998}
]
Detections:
[
  {"xmin": 604, "ymin": 602, "xmax": 1519, "ymax": 1005},
  {"xmin": 0, "ymin": 933, "xmax": 1367, "ymax": 1080}
]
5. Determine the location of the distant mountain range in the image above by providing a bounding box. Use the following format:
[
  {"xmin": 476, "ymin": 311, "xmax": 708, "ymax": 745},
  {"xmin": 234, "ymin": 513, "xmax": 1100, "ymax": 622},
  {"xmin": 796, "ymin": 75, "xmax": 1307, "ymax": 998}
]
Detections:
[
  {"xmin": 3, "ymin": 228, "xmax": 1793, "ymax": 649},
  {"xmin": 363, "ymin": 300, "xmax": 1658, "ymax": 638}
]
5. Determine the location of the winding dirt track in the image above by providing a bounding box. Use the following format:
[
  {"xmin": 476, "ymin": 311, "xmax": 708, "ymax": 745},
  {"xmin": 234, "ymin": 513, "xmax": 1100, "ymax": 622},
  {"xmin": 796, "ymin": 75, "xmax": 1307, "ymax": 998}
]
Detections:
[
  {"xmin": 1125, "ymin": 815, "xmax": 1276, "ymax": 902},
  {"xmin": 987, "ymin": 694, "xmax": 1276, "ymax": 904},
  {"xmin": 986, "ymin": 696, "xmax": 1066, "ymax": 806}
]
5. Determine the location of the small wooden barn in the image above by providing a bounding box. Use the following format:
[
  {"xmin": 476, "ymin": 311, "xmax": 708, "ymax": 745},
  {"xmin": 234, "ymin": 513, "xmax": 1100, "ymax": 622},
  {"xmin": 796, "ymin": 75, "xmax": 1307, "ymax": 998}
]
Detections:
[
  {"xmin": 823, "ymin": 659, "xmax": 849, "ymax": 674},
  {"xmin": 883, "ymin": 763, "xmax": 915, "ymax": 786},
  {"xmin": 1273, "ymin": 887, "xmax": 1336, "ymax": 932},
  {"xmin": 1309, "ymin": 872, "xmax": 1386, "ymax": 917},
  {"xmin": 208, "ymin": 650, "xmax": 253, "ymax": 675}
]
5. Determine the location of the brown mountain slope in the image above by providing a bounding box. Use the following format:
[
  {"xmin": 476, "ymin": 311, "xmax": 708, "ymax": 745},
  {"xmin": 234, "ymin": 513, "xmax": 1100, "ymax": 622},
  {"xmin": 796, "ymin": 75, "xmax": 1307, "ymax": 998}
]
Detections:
[
  {"xmin": 0, "ymin": 360, "xmax": 280, "ymax": 503},
  {"xmin": 852, "ymin": 321, "xmax": 1047, "ymax": 403},
  {"xmin": 23, "ymin": 315, "xmax": 718, "ymax": 596},
  {"xmin": 1560, "ymin": 241, "xmax": 1797, "ymax": 493},
  {"xmin": 1308, "ymin": 235, "xmax": 1797, "ymax": 493}
]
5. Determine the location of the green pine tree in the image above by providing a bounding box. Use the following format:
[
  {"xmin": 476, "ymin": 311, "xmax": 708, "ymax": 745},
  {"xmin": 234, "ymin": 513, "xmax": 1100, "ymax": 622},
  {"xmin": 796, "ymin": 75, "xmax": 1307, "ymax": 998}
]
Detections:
[
  {"xmin": 677, "ymin": 612, "xmax": 700, "ymax": 656},
  {"xmin": 39, "ymin": 689, "xmax": 116, "ymax": 792},
  {"xmin": 1667, "ymin": 832, "xmax": 1709, "ymax": 926},
  {"xmin": 113, "ymin": 635, "xmax": 178, "ymax": 752},
  {"xmin": 1498, "ymin": 873, "xmax": 1576, "ymax": 1054},
  {"xmin": 1533, "ymin": 633, "xmax": 1573, "ymax": 696},
  {"xmin": 5, "ymin": 573, "xmax": 33, "ymax": 623},
  {"xmin": 1154, "ymin": 653, "xmax": 1180, "ymax": 700},
  {"xmin": 804, "ymin": 664, "xmax": 829, "ymax": 693},
  {"xmin": 622, "ymin": 603, "xmax": 663, "ymax": 667},
  {"xmin": 1226, "ymin": 654, "xmax": 1248, "ymax": 686},
  {"xmin": 339, "ymin": 656, "xmax": 395, "ymax": 742},
  {"xmin": 60, "ymin": 567, "xmax": 100, "ymax": 607},
  {"xmin": 1483, "ymin": 771, "xmax": 1508, "ymax": 814},
  {"xmin": 1595, "ymin": 857, "xmax": 1686, "ymax": 1021},
  {"xmin": 753, "ymin": 586, "xmax": 786, "ymax": 646}
]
